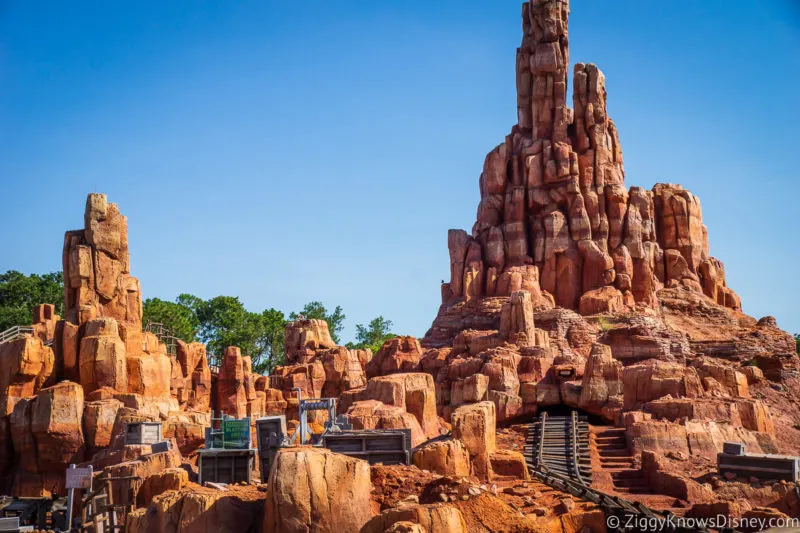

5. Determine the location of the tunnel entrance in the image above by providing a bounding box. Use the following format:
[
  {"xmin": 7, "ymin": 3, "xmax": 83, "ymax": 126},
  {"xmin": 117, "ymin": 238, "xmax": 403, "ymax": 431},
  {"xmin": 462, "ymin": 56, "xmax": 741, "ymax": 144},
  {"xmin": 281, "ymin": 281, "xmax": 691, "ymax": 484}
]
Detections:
[
  {"xmin": 536, "ymin": 405, "xmax": 609, "ymax": 426},
  {"xmin": 502, "ymin": 404, "xmax": 610, "ymax": 428}
]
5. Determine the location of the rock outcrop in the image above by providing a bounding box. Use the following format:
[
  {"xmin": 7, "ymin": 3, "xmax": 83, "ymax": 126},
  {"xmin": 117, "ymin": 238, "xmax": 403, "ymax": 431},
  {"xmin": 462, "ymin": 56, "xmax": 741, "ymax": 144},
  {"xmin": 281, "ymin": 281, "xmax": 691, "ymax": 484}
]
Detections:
[
  {"xmin": 424, "ymin": 0, "xmax": 742, "ymax": 348},
  {"xmin": 176, "ymin": 340, "xmax": 211, "ymax": 411},
  {"xmin": 11, "ymin": 381, "xmax": 85, "ymax": 496},
  {"xmin": 62, "ymin": 193, "xmax": 142, "ymax": 353},
  {"xmin": 262, "ymin": 447, "xmax": 374, "ymax": 533},
  {"xmin": 269, "ymin": 318, "xmax": 370, "ymax": 430},
  {"xmin": 451, "ymin": 401, "xmax": 496, "ymax": 480}
]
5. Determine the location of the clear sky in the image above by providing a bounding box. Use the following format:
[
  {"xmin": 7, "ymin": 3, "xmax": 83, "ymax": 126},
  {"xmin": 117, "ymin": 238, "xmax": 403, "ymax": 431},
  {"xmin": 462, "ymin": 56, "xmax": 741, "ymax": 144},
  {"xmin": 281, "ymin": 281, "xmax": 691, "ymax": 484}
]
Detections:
[{"xmin": 1, "ymin": 1, "xmax": 799, "ymax": 342}]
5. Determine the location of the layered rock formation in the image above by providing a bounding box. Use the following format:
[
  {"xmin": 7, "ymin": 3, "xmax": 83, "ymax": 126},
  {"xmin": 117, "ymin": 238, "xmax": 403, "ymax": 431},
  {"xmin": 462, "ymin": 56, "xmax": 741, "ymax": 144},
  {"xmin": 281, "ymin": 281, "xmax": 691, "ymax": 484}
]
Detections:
[
  {"xmin": 262, "ymin": 447, "xmax": 374, "ymax": 533},
  {"xmin": 62, "ymin": 193, "xmax": 142, "ymax": 354},
  {"xmin": 426, "ymin": 0, "xmax": 742, "ymax": 348},
  {"xmin": 0, "ymin": 194, "xmax": 219, "ymax": 496},
  {"xmin": 403, "ymin": 0, "xmax": 800, "ymax": 519},
  {"xmin": 0, "ymin": 0, "xmax": 796, "ymax": 526}
]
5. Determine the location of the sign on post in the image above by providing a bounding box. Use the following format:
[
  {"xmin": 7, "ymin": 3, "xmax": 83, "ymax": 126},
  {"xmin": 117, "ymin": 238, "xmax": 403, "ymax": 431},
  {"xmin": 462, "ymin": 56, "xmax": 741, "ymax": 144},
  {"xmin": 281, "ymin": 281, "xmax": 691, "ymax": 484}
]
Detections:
[
  {"xmin": 222, "ymin": 419, "xmax": 251, "ymax": 449},
  {"xmin": 66, "ymin": 465, "xmax": 93, "ymax": 489},
  {"xmin": 66, "ymin": 463, "xmax": 93, "ymax": 531}
]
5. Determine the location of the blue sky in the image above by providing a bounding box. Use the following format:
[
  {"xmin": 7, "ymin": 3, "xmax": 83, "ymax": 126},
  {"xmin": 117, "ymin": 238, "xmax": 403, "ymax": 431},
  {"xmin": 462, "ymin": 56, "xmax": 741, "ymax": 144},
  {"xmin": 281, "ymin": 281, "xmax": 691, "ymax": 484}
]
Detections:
[{"xmin": 1, "ymin": 1, "xmax": 799, "ymax": 341}]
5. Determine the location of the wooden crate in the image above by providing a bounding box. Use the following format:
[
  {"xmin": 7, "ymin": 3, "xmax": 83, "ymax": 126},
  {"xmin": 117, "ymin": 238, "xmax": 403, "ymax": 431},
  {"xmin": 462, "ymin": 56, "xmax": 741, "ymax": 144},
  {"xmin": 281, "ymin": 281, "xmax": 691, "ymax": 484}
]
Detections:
[{"xmin": 124, "ymin": 422, "xmax": 162, "ymax": 445}]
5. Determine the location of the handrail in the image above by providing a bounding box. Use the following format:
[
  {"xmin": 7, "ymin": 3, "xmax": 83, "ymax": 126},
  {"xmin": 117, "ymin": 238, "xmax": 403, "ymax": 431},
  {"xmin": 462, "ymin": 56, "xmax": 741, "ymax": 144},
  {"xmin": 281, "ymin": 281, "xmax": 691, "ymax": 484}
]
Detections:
[
  {"xmin": 144, "ymin": 321, "xmax": 178, "ymax": 355},
  {"xmin": 0, "ymin": 326, "xmax": 34, "ymax": 345}
]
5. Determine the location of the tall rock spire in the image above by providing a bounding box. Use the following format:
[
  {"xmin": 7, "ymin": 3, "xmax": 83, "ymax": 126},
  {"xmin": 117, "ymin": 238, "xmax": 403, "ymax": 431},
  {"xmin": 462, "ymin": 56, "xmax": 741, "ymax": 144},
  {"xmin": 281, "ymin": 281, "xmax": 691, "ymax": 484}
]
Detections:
[
  {"xmin": 517, "ymin": 0, "xmax": 570, "ymax": 140},
  {"xmin": 427, "ymin": 0, "xmax": 740, "ymax": 346}
]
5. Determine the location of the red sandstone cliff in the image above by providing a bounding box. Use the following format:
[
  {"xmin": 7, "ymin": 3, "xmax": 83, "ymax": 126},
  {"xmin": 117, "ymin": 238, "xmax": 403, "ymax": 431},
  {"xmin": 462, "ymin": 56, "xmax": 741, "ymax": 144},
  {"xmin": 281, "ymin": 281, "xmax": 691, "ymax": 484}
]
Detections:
[{"xmin": 424, "ymin": 1, "xmax": 743, "ymax": 349}]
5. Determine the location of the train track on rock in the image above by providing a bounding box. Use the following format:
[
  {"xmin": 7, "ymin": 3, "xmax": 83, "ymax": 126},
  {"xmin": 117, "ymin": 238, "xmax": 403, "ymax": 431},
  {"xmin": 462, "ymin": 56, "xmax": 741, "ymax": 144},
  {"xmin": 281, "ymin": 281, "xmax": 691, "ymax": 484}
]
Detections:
[{"xmin": 524, "ymin": 410, "xmax": 738, "ymax": 533}]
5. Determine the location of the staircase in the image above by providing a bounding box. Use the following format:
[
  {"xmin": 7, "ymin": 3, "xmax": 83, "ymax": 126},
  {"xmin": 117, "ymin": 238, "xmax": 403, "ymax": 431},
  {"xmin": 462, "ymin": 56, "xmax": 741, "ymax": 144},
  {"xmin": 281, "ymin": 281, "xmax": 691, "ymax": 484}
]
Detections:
[{"xmin": 594, "ymin": 427, "xmax": 649, "ymax": 495}]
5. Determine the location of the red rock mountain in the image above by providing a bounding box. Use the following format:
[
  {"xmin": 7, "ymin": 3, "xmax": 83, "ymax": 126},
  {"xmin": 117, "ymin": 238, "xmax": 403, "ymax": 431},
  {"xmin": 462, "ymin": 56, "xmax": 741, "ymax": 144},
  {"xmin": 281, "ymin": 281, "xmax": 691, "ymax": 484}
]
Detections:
[{"xmin": 425, "ymin": 0, "xmax": 742, "ymax": 347}]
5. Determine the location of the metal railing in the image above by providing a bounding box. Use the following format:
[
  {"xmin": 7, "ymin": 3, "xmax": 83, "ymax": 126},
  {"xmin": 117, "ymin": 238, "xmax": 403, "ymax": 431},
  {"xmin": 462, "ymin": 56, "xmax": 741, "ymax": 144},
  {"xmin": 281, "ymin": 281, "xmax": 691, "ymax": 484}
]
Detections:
[
  {"xmin": 268, "ymin": 375, "xmax": 284, "ymax": 390},
  {"xmin": 0, "ymin": 326, "xmax": 33, "ymax": 345},
  {"xmin": 144, "ymin": 321, "xmax": 178, "ymax": 356},
  {"xmin": 207, "ymin": 353, "xmax": 221, "ymax": 374}
]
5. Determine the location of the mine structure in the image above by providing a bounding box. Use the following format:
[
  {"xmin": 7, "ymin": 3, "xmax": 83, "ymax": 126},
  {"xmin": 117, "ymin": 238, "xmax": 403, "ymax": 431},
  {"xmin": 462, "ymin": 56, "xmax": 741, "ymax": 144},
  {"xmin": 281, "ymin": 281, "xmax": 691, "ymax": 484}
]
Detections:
[{"xmin": 0, "ymin": 0, "xmax": 798, "ymax": 531}]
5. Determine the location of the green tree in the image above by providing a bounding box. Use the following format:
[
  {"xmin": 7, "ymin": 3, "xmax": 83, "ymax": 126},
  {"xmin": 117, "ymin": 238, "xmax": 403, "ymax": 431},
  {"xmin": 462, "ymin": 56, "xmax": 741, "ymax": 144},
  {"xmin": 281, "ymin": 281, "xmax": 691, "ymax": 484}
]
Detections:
[
  {"xmin": 254, "ymin": 308, "xmax": 287, "ymax": 374},
  {"xmin": 347, "ymin": 316, "xmax": 394, "ymax": 354},
  {"xmin": 0, "ymin": 270, "xmax": 64, "ymax": 331},
  {"xmin": 290, "ymin": 301, "xmax": 346, "ymax": 344},
  {"xmin": 195, "ymin": 296, "xmax": 262, "ymax": 360},
  {"xmin": 143, "ymin": 294, "xmax": 287, "ymax": 374},
  {"xmin": 142, "ymin": 297, "xmax": 199, "ymax": 343},
  {"xmin": 795, "ymin": 334, "xmax": 800, "ymax": 355}
]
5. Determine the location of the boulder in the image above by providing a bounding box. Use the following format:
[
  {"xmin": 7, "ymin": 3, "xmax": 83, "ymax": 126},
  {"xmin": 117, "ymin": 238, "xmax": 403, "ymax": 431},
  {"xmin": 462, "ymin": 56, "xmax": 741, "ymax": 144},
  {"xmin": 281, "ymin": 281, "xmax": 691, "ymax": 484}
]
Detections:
[
  {"xmin": 216, "ymin": 346, "xmax": 248, "ymax": 418},
  {"xmin": 30, "ymin": 381, "xmax": 85, "ymax": 471},
  {"xmin": 262, "ymin": 447, "xmax": 374, "ymax": 533},
  {"xmin": 127, "ymin": 486, "xmax": 266, "ymax": 533},
  {"xmin": 83, "ymin": 398, "xmax": 123, "ymax": 455},
  {"xmin": 622, "ymin": 360, "xmax": 703, "ymax": 409},
  {"xmin": 366, "ymin": 336, "xmax": 423, "ymax": 378},
  {"xmin": 578, "ymin": 344, "xmax": 622, "ymax": 419},
  {"xmin": 136, "ymin": 467, "xmax": 188, "ymax": 507},
  {"xmin": 104, "ymin": 449, "xmax": 183, "ymax": 507},
  {"xmin": 499, "ymin": 290, "xmax": 536, "ymax": 344},
  {"xmin": 578, "ymin": 286, "xmax": 625, "ymax": 315},
  {"xmin": 695, "ymin": 361, "xmax": 749, "ymax": 398},
  {"xmin": 177, "ymin": 488, "xmax": 265, "ymax": 533},
  {"xmin": 346, "ymin": 400, "xmax": 426, "ymax": 447},
  {"xmin": 79, "ymin": 317, "xmax": 128, "ymax": 394},
  {"xmin": 276, "ymin": 361, "xmax": 326, "ymax": 402},
  {"xmin": 627, "ymin": 420, "xmax": 690, "ymax": 457},
  {"xmin": 488, "ymin": 390, "xmax": 522, "ymax": 421},
  {"xmin": 462, "ymin": 373, "xmax": 489, "ymax": 403},
  {"xmin": 321, "ymin": 347, "xmax": 366, "ymax": 397},
  {"xmin": 734, "ymin": 399, "xmax": 774, "ymax": 433},
  {"xmin": 481, "ymin": 358, "xmax": 520, "ymax": 397},
  {"xmin": 0, "ymin": 335, "xmax": 54, "ymax": 416},
  {"xmin": 363, "ymin": 373, "xmax": 439, "ymax": 440},
  {"xmin": 489, "ymin": 450, "xmax": 529, "ymax": 480},
  {"xmin": 413, "ymin": 439, "xmax": 471, "ymax": 477},
  {"xmin": 684, "ymin": 420, "xmax": 775, "ymax": 459},
  {"xmin": 740, "ymin": 365, "xmax": 764, "ymax": 385},
  {"xmin": 601, "ymin": 316, "xmax": 691, "ymax": 364},
  {"xmin": 163, "ymin": 412, "xmax": 207, "ymax": 455},
  {"xmin": 451, "ymin": 401, "xmax": 496, "ymax": 480},
  {"xmin": 176, "ymin": 340, "xmax": 211, "ymax": 411},
  {"xmin": 126, "ymin": 352, "xmax": 172, "ymax": 398},
  {"xmin": 362, "ymin": 505, "xmax": 466, "ymax": 533},
  {"xmin": 284, "ymin": 319, "xmax": 336, "ymax": 364}
]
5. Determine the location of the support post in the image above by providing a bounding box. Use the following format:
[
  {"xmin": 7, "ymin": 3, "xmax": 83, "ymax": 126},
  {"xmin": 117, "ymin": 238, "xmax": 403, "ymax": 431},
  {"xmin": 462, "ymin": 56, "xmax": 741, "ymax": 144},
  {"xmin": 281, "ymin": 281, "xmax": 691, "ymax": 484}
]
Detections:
[{"xmin": 65, "ymin": 464, "xmax": 76, "ymax": 532}]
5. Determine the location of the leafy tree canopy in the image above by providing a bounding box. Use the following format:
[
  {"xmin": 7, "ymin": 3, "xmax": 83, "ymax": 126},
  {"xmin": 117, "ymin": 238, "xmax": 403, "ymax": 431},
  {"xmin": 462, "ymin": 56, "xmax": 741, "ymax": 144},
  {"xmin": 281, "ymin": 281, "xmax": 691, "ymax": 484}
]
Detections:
[
  {"xmin": 346, "ymin": 316, "xmax": 394, "ymax": 354},
  {"xmin": 143, "ymin": 294, "xmax": 288, "ymax": 374},
  {"xmin": 142, "ymin": 297, "xmax": 199, "ymax": 343},
  {"xmin": 289, "ymin": 301, "xmax": 346, "ymax": 344},
  {"xmin": 1, "ymin": 269, "xmax": 394, "ymax": 376},
  {"xmin": 0, "ymin": 270, "xmax": 64, "ymax": 331},
  {"xmin": 795, "ymin": 334, "xmax": 800, "ymax": 355}
]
